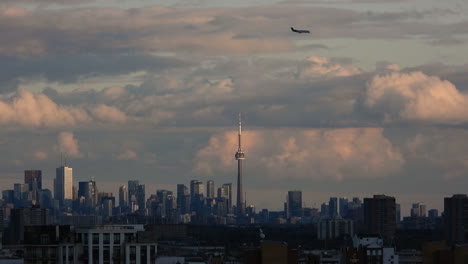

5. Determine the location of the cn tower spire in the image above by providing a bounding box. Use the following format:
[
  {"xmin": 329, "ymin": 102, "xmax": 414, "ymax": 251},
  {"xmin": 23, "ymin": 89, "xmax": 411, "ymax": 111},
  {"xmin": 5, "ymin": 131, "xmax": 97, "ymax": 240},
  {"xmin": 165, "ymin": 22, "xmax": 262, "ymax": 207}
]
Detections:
[
  {"xmin": 238, "ymin": 113, "xmax": 243, "ymax": 151},
  {"xmin": 235, "ymin": 113, "xmax": 246, "ymax": 220}
]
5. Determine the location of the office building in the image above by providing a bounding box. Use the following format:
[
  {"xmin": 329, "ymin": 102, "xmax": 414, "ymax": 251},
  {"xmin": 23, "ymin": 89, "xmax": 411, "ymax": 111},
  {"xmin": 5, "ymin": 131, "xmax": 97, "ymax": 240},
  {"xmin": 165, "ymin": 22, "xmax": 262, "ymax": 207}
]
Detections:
[
  {"xmin": 75, "ymin": 225, "xmax": 157, "ymax": 264},
  {"xmin": 119, "ymin": 185, "xmax": 128, "ymax": 211},
  {"xmin": 54, "ymin": 166, "xmax": 73, "ymax": 205},
  {"xmin": 396, "ymin": 203, "xmax": 401, "ymax": 223},
  {"xmin": 8, "ymin": 207, "xmax": 49, "ymax": 244},
  {"xmin": 128, "ymin": 180, "xmax": 139, "ymax": 203},
  {"xmin": 287, "ymin": 190, "xmax": 302, "ymax": 218},
  {"xmin": 220, "ymin": 183, "xmax": 232, "ymax": 211},
  {"xmin": 342, "ymin": 235, "xmax": 399, "ymax": 264},
  {"xmin": 177, "ymin": 184, "xmax": 190, "ymax": 214},
  {"xmin": 206, "ymin": 180, "xmax": 215, "ymax": 198},
  {"xmin": 428, "ymin": 209, "xmax": 439, "ymax": 219},
  {"xmin": 339, "ymin": 197, "xmax": 349, "ymax": 218},
  {"xmin": 102, "ymin": 196, "xmax": 115, "ymax": 217},
  {"xmin": 24, "ymin": 170, "xmax": 42, "ymax": 190},
  {"xmin": 444, "ymin": 194, "xmax": 468, "ymax": 243},
  {"xmin": 411, "ymin": 203, "xmax": 427, "ymax": 217},
  {"xmin": 363, "ymin": 194, "xmax": 396, "ymax": 244},
  {"xmin": 137, "ymin": 184, "xmax": 146, "ymax": 211},
  {"xmin": 190, "ymin": 180, "xmax": 204, "ymax": 213},
  {"xmin": 78, "ymin": 181, "xmax": 98, "ymax": 207},
  {"xmin": 329, "ymin": 197, "xmax": 338, "ymax": 218},
  {"xmin": 317, "ymin": 217, "xmax": 354, "ymax": 240}
]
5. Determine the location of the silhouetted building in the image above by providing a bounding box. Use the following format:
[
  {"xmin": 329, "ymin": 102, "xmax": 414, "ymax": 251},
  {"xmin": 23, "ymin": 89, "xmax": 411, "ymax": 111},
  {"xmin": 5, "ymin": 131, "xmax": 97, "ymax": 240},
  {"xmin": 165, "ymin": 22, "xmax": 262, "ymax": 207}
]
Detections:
[
  {"xmin": 429, "ymin": 209, "xmax": 439, "ymax": 219},
  {"xmin": 177, "ymin": 184, "xmax": 190, "ymax": 215},
  {"xmin": 339, "ymin": 197, "xmax": 349, "ymax": 218},
  {"xmin": 78, "ymin": 180, "xmax": 98, "ymax": 214},
  {"xmin": 363, "ymin": 194, "xmax": 396, "ymax": 244},
  {"xmin": 24, "ymin": 170, "xmax": 42, "ymax": 190},
  {"xmin": 287, "ymin": 190, "xmax": 302, "ymax": 218},
  {"xmin": 101, "ymin": 196, "xmax": 115, "ymax": 217},
  {"xmin": 119, "ymin": 185, "xmax": 128, "ymax": 212},
  {"xmin": 137, "ymin": 184, "xmax": 146, "ymax": 211},
  {"xmin": 329, "ymin": 197, "xmax": 338, "ymax": 218},
  {"xmin": 7, "ymin": 207, "xmax": 49, "ymax": 244},
  {"xmin": 342, "ymin": 235, "xmax": 399, "ymax": 264},
  {"xmin": 318, "ymin": 217, "xmax": 354, "ymax": 240},
  {"xmin": 128, "ymin": 180, "xmax": 139, "ymax": 209},
  {"xmin": 444, "ymin": 194, "xmax": 468, "ymax": 243},
  {"xmin": 218, "ymin": 183, "xmax": 232, "ymax": 212}
]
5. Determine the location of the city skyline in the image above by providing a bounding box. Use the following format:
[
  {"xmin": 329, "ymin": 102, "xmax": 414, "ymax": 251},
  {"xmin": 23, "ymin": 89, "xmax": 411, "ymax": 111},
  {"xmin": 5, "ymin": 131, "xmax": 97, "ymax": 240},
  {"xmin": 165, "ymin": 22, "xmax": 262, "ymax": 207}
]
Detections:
[
  {"xmin": 0, "ymin": 0, "xmax": 468, "ymax": 218},
  {"xmin": 0, "ymin": 165, "xmax": 451, "ymax": 218}
]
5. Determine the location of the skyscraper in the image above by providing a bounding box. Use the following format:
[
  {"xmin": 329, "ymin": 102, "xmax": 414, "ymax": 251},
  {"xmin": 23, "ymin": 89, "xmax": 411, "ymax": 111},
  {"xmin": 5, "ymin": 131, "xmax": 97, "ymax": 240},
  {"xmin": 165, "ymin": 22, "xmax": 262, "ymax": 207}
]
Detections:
[
  {"xmin": 128, "ymin": 180, "xmax": 139, "ymax": 200},
  {"xmin": 78, "ymin": 180, "xmax": 98, "ymax": 213},
  {"xmin": 206, "ymin": 180, "xmax": 215, "ymax": 198},
  {"xmin": 119, "ymin": 185, "xmax": 128, "ymax": 210},
  {"xmin": 190, "ymin": 180, "xmax": 204, "ymax": 213},
  {"xmin": 363, "ymin": 194, "xmax": 396, "ymax": 244},
  {"xmin": 329, "ymin": 197, "xmax": 338, "ymax": 218},
  {"xmin": 287, "ymin": 190, "xmax": 302, "ymax": 218},
  {"xmin": 24, "ymin": 170, "xmax": 42, "ymax": 190},
  {"xmin": 177, "ymin": 184, "xmax": 190, "ymax": 214},
  {"xmin": 54, "ymin": 166, "xmax": 73, "ymax": 205},
  {"xmin": 222, "ymin": 183, "xmax": 232, "ymax": 211},
  {"xmin": 235, "ymin": 114, "xmax": 245, "ymax": 218},
  {"xmin": 137, "ymin": 184, "xmax": 146, "ymax": 211},
  {"xmin": 444, "ymin": 194, "xmax": 468, "ymax": 243}
]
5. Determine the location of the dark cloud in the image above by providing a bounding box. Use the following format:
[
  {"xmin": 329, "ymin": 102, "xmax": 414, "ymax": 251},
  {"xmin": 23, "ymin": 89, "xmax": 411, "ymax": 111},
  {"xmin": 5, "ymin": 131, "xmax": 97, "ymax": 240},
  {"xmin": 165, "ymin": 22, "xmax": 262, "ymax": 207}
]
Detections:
[{"xmin": 0, "ymin": 54, "xmax": 187, "ymax": 92}]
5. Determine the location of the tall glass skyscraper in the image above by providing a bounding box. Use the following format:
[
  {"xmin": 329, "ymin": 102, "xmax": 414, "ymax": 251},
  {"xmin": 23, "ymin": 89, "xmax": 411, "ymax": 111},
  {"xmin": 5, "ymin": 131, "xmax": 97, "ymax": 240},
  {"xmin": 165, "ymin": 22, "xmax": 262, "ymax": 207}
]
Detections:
[
  {"xmin": 287, "ymin": 190, "xmax": 302, "ymax": 218},
  {"xmin": 54, "ymin": 166, "xmax": 73, "ymax": 205}
]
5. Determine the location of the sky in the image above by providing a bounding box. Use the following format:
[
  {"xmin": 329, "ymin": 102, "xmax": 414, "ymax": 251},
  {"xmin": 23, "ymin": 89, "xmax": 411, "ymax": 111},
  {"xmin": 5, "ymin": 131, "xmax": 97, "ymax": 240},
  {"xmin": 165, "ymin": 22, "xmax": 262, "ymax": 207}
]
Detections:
[{"xmin": 1, "ymin": 0, "xmax": 468, "ymax": 216}]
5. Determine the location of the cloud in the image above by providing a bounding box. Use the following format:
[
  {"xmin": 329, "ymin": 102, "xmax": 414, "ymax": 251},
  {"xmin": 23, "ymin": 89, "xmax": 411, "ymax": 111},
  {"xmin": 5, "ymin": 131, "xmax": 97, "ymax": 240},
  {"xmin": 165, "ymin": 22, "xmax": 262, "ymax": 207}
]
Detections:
[
  {"xmin": 116, "ymin": 149, "xmax": 138, "ymax": 160},
  {"xmin": 193, "ymin": 128, "xmax": 404, "ymax": 181},
  {"xmin": 405, "ymin": 130, "xmax": 468, "ymax": 179},
  {"xmin": 299, "ymin": 56, "xmax": 364, "ymax": 78},
  {"xmin": 0, "ymin": 7, "xmax": 29, "ymax": 17},
  {"xmin": 364, "ymin": 72, "xmax": 468, "ymax": 124},
  {"xmin": 91, "ymin": 104, "xmax": 127, "ymax": 123},
  {"xmin": 0, "ymin": 90, "xmax": 89, "ymax": 127},
  {"xmin": 33, "ymin": 151, "xmax": 48, "ymax": 160},
  {"xmin": 56, "ymin": 131, "xmax": 82, "ymax": 158},
  {"xmin": 0, "ymin": 90, "xmax": 134, "ymax": 128}
]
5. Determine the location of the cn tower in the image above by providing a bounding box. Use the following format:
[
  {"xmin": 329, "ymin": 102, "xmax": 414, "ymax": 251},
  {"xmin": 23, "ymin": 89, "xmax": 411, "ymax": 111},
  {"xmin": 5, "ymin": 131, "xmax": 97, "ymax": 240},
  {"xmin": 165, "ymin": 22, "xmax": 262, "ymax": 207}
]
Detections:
[{"xmin": 235, "ymin": 113, "xmax": 246, "ymax": 218}]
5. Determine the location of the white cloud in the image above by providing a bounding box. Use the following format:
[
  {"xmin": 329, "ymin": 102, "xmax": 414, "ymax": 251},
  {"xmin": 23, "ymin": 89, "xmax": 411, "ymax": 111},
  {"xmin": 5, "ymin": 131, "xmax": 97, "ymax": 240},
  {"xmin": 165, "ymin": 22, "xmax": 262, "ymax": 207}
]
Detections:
[
  {"xmin": 365, "ymin": 72, "xmax": 468, "ymax": 124},
  {"xmin": 193, "ymin": 128, "xmax": 404, "ymax": 181},
  {"xmin": 299, "ymin": 56, "xmax": 364, "ymax": 78},
  {"xmin": 0, "ymin": 90, "xmax": 89, "ymax": 127},
  {"xmin": 56, "ymin": 131, "xmax": 82, "ymax": 158},
  {"xmin": 91, "ymin": 104, "xmax": 127, "ymax": 123}
]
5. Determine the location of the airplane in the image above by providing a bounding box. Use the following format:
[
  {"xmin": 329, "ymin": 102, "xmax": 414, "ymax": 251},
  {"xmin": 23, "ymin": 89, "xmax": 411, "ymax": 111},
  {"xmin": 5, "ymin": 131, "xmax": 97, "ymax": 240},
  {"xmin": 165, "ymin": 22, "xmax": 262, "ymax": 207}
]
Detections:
[{"xmin": 290, "ymin": 27, "xmax": 310, "ymax": 34}]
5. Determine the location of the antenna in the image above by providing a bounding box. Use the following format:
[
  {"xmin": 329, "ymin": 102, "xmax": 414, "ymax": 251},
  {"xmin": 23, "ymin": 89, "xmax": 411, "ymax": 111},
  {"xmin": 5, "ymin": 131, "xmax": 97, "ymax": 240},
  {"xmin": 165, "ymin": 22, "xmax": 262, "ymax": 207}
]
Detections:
[{"xmin": 238, "ymin": 112, "xmax": 242, "ymax": 135}]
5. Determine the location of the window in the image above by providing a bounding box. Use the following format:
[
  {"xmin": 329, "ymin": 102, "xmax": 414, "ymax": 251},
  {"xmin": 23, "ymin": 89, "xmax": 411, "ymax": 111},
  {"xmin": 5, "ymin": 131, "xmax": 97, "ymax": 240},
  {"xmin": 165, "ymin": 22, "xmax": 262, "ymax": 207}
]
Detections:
[
  {"xmin": 104, "ymin": 233, "xmax": 110, "ymax": 244},
  {"xmin": 40, "ymin": 234, "xmax": 49, "ymax": 245},
  {"xmin": 114, "ymin": 233, "xmax": 120, "ymax": 244}
]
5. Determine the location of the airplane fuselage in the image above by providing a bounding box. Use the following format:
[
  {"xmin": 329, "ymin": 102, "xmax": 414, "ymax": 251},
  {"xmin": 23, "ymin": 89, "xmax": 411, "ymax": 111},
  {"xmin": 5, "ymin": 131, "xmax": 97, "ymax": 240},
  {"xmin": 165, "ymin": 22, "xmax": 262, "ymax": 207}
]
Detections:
[{"xmin": 291, "ymin": 27, "xmax": 310, "ymax": 34}]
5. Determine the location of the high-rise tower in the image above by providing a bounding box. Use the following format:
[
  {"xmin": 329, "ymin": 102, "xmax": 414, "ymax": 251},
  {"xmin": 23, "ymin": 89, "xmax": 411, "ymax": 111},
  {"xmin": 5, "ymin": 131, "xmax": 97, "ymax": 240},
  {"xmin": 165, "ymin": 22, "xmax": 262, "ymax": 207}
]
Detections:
[
  {"xmin": 235, "ymin": 114, "xmax": 246, "ymax": 217},
  {"xmin": 54, "ymin": 166, "xmax": 73, "ymax": 206}
]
